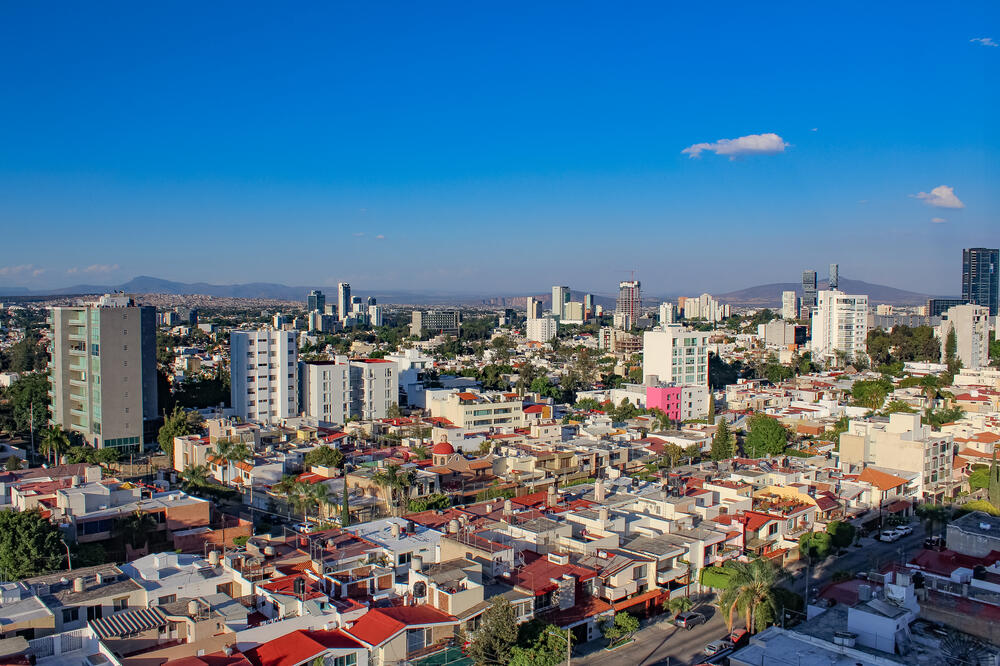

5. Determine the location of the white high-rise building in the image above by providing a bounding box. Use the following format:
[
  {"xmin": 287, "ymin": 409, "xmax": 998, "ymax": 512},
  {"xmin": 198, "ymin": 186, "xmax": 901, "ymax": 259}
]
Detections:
[
  {"xmin": 810, "ymin": 290, "xmax": 869, "ymax": 365},
  {"xmin": 642, "ymin": 325, "xmax": 711, "ymax": 385},
  {"xmin": 616, "ymin": 280, "xmax": 641, "ymax": 330},
  {"xmin": 368, "ymin": 304, "xmax": 383, "ymax": 327},
  {"xmin": 526, "ymin": 317, "xmax": 558, "ymax": 342},
  {"xmin": 940, "ymin": 304, "xmax": 990, "ymax": 369},
  {"xmin": 551, "ymin": 286, "xmax": 570, "ymax": 320},
  {"xmin": 782, "ymin": 291, "xmax": 800, "ymax": 320},
  {"xmin": 230, "ymin": 329, "xmax": 298, "ymax": 424},
  {"xmin": 300, "ymin": 357, "xmax": 398, "ymax": 424},
  {"xmin": 659, "ymin": 302, "xmax": 676, "ymax": 325},
  {"xmin": 337, "ymin": 282, "xmax": 351, "ymax": 321}
]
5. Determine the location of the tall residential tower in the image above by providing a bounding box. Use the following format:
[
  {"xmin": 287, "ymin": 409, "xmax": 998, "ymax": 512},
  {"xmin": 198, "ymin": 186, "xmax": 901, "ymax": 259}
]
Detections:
[{"xmin": 962, "ymin": 248, "xmax": 998, "ymax": 316}]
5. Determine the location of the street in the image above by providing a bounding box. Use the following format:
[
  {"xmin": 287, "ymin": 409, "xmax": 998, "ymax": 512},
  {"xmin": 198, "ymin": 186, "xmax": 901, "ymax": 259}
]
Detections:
[{"xmin": 574, "ymin": 607, "xmax": 727, "ymax": 666}]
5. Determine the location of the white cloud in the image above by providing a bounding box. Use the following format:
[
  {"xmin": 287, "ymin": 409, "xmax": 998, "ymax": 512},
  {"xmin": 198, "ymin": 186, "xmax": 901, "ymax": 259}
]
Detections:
[
  {"xmin": 971, "ymin": 37, "xmax": 997, "ymax": 47},
  {"xmin": 375, "ymin": 234, "xmax": 385, "ymax": 240},
  {"xmin": 810, "ymin": 127, "xmax": 818, "ymax": 132},
  {"xmin": 912, "ymin": 185, "xmax": 965, "ymax": 209},
  {"xmin": 83, "ymin": 264, "xmax": 119, "ymax": 274},
  {"xmin": 0, "ymin": 264, "xmax": 38, "ymax": 277},
  {"xmin": 682, "ymin": 133, "xmax": 789, "ymax": 159},
  {"xmin": 352, "ymin": 232, "xmax": 365, "ymax": 237},
  {"xmin": 931, "ymin": 217, "xmax": 947, "ymax": 224}
]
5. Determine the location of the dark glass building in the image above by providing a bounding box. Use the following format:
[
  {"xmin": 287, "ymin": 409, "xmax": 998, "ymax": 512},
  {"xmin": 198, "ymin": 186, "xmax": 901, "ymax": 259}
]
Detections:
[
  {"xmin": 962, "ymin": 248, "xmax": 998, "ymax": 316},
  {"xmin": 802, "ymin": 270, "xmax": 818, "ymax": 309}
]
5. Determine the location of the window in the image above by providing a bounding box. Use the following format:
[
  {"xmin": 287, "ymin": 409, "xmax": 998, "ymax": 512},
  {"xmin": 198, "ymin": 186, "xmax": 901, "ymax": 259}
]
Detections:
[
  {"xmin": 332, "ymin": 654, "xmax": 358, "ymax": 666},
  {"xmin": 62, "ymin": 607, "xmax": 80, "ymax": 624},
  {"xmin": 158, "ymin": 594, "xmax": 177, "ymax": 605},
  {"xmin": 398, "ymin": 552, "xmax": 412, "ymax": 565},
  {"xmin": 87, "ymin": 604, "xmax": 103, "ymax": 621},
  {"xmin": 406, "ymin": 628, "xmax": 430, "ymax": 653},
  {"xmin": 113, "ymin": 597, "xmax": 128, "ymax": 612}
]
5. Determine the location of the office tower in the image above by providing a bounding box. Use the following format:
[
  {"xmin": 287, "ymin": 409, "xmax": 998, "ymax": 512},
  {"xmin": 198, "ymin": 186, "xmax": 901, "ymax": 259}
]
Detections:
[
  {"xmin": 367, "ymin": 296, "xmax": 377, "ymax": 306},
  {"xmin": 782, "ymin": 291, "xmax": 800, "ymax": 320},
  {"xmin": 642, "ymin": 325, "xmax": 711, "ymax": 385},
  {"xmin": 829, "ymin": 264, "xmax": 839, "ymax": 291},
  {"xmin": 810, "ymin": 290, "xmax": 869, "ymax": 365},
  {"xmin": 802, "ymin": 271, "xmax": 818, "ymax": 309},
  {"xmin": 616, "ymin": 280, "xmax": 641, "ymax": 330},
  {"xmin": 230, "ymin": 329, "xmax": 298, "ymax": 425},
  {"xmin": 551, "ymin": 286, "xmax": 570, "ymax": 319},
  {"xmin": 49, "ymin": 294, "xmax": 157, "ymax": 450},
  {"xmin": 659, "ymin": 302, "xmax": 676, "ymax": 325},
  {"xmin": 563, "ymin": 301, "xmax": 584, "ymax": 322},
  {"xmin": 583, "ymin": 294, "xmax": 594, "ymax": 319},
  {"xmin": 337, "ymin": 282, "xmax": 352, "ymax": 321},
  {"xmin": 927, "ymin": 298, "xmax": 967, "ymax": 317},
  {"xmin": 526, "ymin": 317, "xmax": 558, "ymax": 342},
  {"xmin": 962, "ymin": 248, "xmax": 999, "ymax": 316},
  {"xmin": 307, "ymin": 289, "xmax": 325, "ymax": 313},
  {"xmin": 526, "ymin": 297, "xmax": 542, "ymax": 320},
  {"xmin": 300, "ymin": 357, "xmax": 398, "ymax": 424},
  {"xmin": 175, "ymin": 307, "xmax": 198, "ymax": 327},
  {"xmin": 940, "ymin": 305, "xmax": 991, "ymax": 369},
  {"xmin": 410, "ymin": 310, "xmax": 461, "ymax": 337}
]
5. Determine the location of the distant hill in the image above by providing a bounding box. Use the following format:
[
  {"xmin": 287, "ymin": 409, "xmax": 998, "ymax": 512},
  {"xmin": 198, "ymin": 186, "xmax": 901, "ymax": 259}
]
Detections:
[{"xmin": 716, "ymin": 277, "xmax": 932, "ymax": 306}]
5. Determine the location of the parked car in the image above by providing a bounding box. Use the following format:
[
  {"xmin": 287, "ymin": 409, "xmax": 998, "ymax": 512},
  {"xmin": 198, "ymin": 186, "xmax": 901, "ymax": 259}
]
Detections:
[
  {"xmin": 879, "ymin": 529, "xmax": 902, "ymax": 542},
  {"xmin": 704, "ymin": 638, "xmax": 733, "ymax": 656},
  {"xmin": 674, "ymin": 611, "xmax": 707, "ymax": 629},
  {"xmin": 728, "ymin": 629, "xmax": 749, "ymax": 647},
  {"xmin": 895, "ymin": 524, "xmax": 913, "ymax": 535}
]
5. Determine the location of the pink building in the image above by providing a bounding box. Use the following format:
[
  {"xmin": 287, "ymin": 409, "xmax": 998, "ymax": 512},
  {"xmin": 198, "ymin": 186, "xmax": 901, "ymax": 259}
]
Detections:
[{"xmin": 646, "ymin": 385, "xmax": 684, "ymax": 420}]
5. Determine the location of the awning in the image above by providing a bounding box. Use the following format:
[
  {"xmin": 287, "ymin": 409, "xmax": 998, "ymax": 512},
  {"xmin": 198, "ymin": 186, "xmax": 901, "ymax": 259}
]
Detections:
[
  {"xmin": 91, "ymin": 607, "xmax": 167, "ymax": 639},
  {"xmin": 611, "ymin": 588, "xmax": 665, "ymax": 611},
  {"xmin": 886, "ymin": 499, "xmax": 912, "ymax": 513}
]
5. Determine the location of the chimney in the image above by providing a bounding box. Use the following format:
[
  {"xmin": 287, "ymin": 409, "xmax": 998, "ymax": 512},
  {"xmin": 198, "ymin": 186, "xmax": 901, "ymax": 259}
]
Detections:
[
  {"xmin": 599, "ymin": 507, "xmax": 609, "ymax": 523},
  {"xmin": 391, "ymin": 522, "xmax": 401, "ymax": 538},
  {"xmin": 503, "ymin": 500, "xmax": 513, "ymax": 516},
  {"xmin": 594, "ymin": 480, "xmax": 605, "ymax": 502},
  {"xmin": 73, "ymin": 577, "xmax": 85, "ymax": 593}
]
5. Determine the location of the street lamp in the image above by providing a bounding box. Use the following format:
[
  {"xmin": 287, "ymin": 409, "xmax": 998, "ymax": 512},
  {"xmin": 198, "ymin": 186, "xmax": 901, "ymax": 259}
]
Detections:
[
  {"xmin": 60, "ymin": 539, "xmax": 72, "ymax": 572},
  {"xmin": 546, "ymin": 627, "xmax": 572, "ymax": 666}
]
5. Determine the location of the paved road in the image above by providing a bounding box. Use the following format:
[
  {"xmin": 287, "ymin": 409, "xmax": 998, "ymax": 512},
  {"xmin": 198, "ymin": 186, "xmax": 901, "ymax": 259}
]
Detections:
[{"xmin": 574, "ymin": 606, "xmax": 727, "ymax": 666}]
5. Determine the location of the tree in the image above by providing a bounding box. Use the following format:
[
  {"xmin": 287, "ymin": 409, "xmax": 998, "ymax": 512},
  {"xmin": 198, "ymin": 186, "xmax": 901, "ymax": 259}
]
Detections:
[
  {"xmin": 4, "ymin": 456, "xmax": 22, "ymax": 471},
  {"xmin": 851, "ymin": 378, "xmax": 893, "ymax": 411},
  {"xmin": 387, "ymin": 402, "xmax": 402, "ymax": 419},
  {"xmin": 158, "ymin": 406, "xmax": 203, "ymax": 458},
  {"xmin": 602, "ymin": 611, "xmax": 639, "ymax": 647},
  {"xmin": 341, "ymin": 484, "xmax": 351, "ymax": 527},
  {"xmin": 304, "ymin": 446, "xmax": 345, "ymax": 470},
  {"xmin": 684, "ymin": 443, "xmax": 702, "ymax": 464},
  {"xmin": 180, "ymin": 464, "xmax": 211, "ymax": 490},
  {"xmin": 708, "ymin": 394, "xmax": 716, "ymax": 422},
  {"xmin": 826, "ymin": 521, "xmax": 856, "ymax": 549},
  {"xmin": 711, "ymin": 420, "xmax": 735, "ymax": 461},
  {"xmin": 665, "ymin": 596, "xmax": 692, "ymax": 617},
  {"xmin": 662, "ymin": 443, "xmax": 684, "ymax": 468},
  {"xmin": 509, "ymin": 623, "xmax": 569, "ymax": 666},
  {"xmin": 39, "ymin": 426, "xmax": 71, "ymax": 465},
  {"xmin": 0, "ymin": 509, "xmax": 66, "ymax": 578},
  {"xmin": 117, "ymin": 510, "xmax": 157, "ymax": 549},
  {"xmin": 372, "ymin": 464, "xmax": 416, "ymax": 516},
  {"xmin": 717, "ymin": 558, "xmax": 779, "ymax": 634},
  {"xmin": 3, "ymin": 372, "xmax": 50, "ymax": 437},
  {"xmin": 744, "ymin": 415, "xmax": 788, "ymax": 458},
  {"xmin": 915, "ymin": 503, "xmax": 950, "ymax": 538},
  {"xmin": 213, "ymin": 439, "xmax": 252, "ymax": 486},
  {"xmin": 468, "ymin": 596, "xmax": 519, "ymax": 665},
  {"xmin": 945, "ymin": 327, "xmax": 961, "ymax": 375},
  {"xmin": 798, "ymin": 531, "xmax": 832, "ymax": 561}
]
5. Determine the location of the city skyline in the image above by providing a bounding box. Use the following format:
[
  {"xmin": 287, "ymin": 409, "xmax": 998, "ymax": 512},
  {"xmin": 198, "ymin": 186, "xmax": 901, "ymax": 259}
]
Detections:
[{"xmin": 0, "ymin": 3, "xmax": 997, "ymax": 293}]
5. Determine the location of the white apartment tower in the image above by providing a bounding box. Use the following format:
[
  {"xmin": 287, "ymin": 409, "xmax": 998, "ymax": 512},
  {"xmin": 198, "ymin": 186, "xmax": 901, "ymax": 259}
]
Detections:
[
  {"xmin": 810, "ymin": 290, "xmax": 869, "ymax": 365},
  {"xmin": 526, "ymin": 317, "xmax": 558, "ymax": 342},
  {"xmin": 526, "ymin": 297, "xmax": 542, "ymax": 320},
  {"xmin": 337, "ymin": 282, "xmax": 351, "ymax": 321},
  {"xmin": 659, "ymin": 302, "xmax": 676, "ymax": 325},
  {"xmin": 781, "ymin": 291, "xmax": 800, "ymax": 320},
  {"xmin": 551, "ymin": 286, "xmax": 570, "ymax": 320},
  {"xmin": 230, "ymin": 329, "xmax": 298, "ymax": 424},
  {"xmin": 300, "ymin": 357, "xmax": 398, "ymax": 424},
  {"xmin": 616, "ymin": 280, "xmax": 641, "ymax": 330},
  {"xmin": 642, "ymin": 325, "xmax": 711, "ymax": 385},
  {"xmin": 940, "ymin": 304, "xmax": 990, "ymax": 369}
]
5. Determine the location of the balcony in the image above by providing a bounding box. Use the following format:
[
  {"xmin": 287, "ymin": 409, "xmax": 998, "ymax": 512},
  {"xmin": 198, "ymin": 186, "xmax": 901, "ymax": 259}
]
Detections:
[
  {"xmin": 68, "ymin": 346, "xmax": 87, "ymax": 356},
  {"xmin": 657, "ymin": 566, "xmax": 688, "ymax": 584},
  {"xmin": 68, "ymin": 331, "xmax": 86, "ymax": 342}
]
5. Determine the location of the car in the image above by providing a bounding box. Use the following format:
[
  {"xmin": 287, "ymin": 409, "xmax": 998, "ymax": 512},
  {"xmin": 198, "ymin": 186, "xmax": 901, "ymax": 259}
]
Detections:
[
  {"xmin": 704, "ymin": 638, "xmax": 733, "ymax": 656},
  {"xmin": 879, "ymin": 529, "xmax": 901, "ymax": 542},
  {"xmin": 895, "ymin": 524, "xmax": 913, "ymax": 535},
  {"xmin": 924, "ymin": 535, "xmax": 946, "ymax": 550},
  {"xmin": 674, "ymin": 611, "xmax": 707, "ymax": 629},
  {"xmin": 728, "ymin": 629, "xmax": 749, "ymax": 647}
]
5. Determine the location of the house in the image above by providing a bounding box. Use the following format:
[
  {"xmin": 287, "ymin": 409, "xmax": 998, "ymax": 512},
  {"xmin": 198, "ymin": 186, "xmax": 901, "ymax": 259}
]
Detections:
[{"xmin": 343, "ymin": 605, "xmax": 459, "ymax": 666}]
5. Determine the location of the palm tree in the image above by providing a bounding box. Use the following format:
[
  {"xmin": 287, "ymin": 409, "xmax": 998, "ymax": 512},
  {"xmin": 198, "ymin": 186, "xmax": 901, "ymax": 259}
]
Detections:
[
  {"xmin": 665, "ymin": 596, "xmax": 692, "ymax": 618},
  {"xmin": 213, "ymin": 438, "xmax": 252, "ymax": 486},
  {"xmin": 372, "ymin": 464, "xmax": 416, "ymax": 516},
  {"xmin": 117, "ymin": 510, "xmax": 158, "ymax": 549},
  {"xmin": 718, "ymin": 558, "xmax": 779, "ymax": 634},
  {"xmin": 180, "ymin": 464, "xmax": 211, "ymax": 490},
  {"xmin": 39, "ymin": 426, "xmax": 71, "ymax": 465},
  {"xmin": 304, "ymin": 482, "xmax": 334, "ymax": 521}
]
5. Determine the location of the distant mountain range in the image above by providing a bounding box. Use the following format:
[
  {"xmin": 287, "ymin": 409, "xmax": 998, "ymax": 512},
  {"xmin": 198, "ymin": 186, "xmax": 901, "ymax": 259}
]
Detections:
[
  {"xmin": 0, "ymin": 275, "xmax": 939, "ymax": 307},
  {"xmin": 714, "ymin": 277, "xmax": 935, "ymax": 306}
]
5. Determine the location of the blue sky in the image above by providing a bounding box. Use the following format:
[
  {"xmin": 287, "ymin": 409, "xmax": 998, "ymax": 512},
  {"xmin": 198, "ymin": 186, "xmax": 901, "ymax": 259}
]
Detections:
[{"xmin": 0, "ymin": 2, "xmax": 997, "ymax": 296}]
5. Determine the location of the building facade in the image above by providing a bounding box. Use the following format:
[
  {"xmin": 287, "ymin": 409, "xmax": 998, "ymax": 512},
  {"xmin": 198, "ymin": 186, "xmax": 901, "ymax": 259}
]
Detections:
[
  {"xmin": 940, "ymin": 304, "xmax": 991, "ymax": 369},
  {"xmin": 230, "ymin": 329, "xmax": 298, "ymax": 424},
  {"xmin": 551, "ymin": 286, "xmax": 570, "ymax": 320},
  {"xmin": 809, "ymin": 290, "xmax": 869, "ymax": 365},
  {"xmin": 616, "ymin": 280, "xmax": 641, "ymax": 330},
  {"xmin": 307, "ymin": 289, "xmax": 326, "ymax": 313},
  {"xmin": 642, "ymin": 325, "xmax": 711, "ymax": 386},
  {"xmin": 962, "ymin": 247, "xmax": 998, "ymax": 316},
  {"xmin": 300, "ymin": 357, "xmax": 399, "ymax": 424},
  {"xmin": 410, "ymin": 310, "xmax": 461, "ymax": 337},
  {"xmin": 801, "ymin": 270, "xmax": 818, "ymax": 310},
  {"xmin": 337, "ymin": 282, "xmax": 351, "ymax": 321},
  {"xmin": 781, "ymin": 290, "xmax": 799, "ymax": 320},
  {"xmin": 49, "ymin": 295, "xmax": 158, "ymax": 451},
  {"xmin": 526, "ymin": 317, "xmax": 558, "ymax": 342}
]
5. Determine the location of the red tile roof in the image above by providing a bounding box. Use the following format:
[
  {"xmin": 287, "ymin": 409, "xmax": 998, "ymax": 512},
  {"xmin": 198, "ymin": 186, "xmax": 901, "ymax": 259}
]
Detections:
[
  {"xmin": 243, "ymin": 629, "xmax": 363, "ymax": 666},
  {"xmin": 164, "ymin": 653, "xmax": 252, "ymax": 666},
  {"xmin": 858, "ymin": 467, "xmax": 909, "ymax": 492},
  {"xmin": 503, "ymin": 550, "xmax": 596, "ymax": 594},
  {"xmin": 345, "ymin": 606, "xmax": 456, "ymax": 647}
]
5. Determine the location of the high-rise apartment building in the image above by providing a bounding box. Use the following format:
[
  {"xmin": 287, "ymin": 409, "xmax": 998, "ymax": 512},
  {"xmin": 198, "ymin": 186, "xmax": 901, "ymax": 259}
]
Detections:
[
  {"xmin": 809, "ymin": 290, "xmax": 869, "ymax": 365},
  {"xmin": 526, "ymin": 297, "xmax": 542, "ymax": 320},
  {"xmin": 336, "ymin": 283, "xmax": 352, "ymax": 321},
  {"xmin": 300, "ymin": 357, "xmax": 398, "ymax": 424},
  {"xmin": 583, "ymin": 294, "xmax": 594, "ymax": 319},
  {"xmin": 642, "ymin": 325, "xmax": 711, "ymax": 385},
  {"xmin": 230, "ymin": 329, "xmax": 298, "ymax": 425},
  {"xmin": 659, "ymin": 302, "xmax": 676, "ymax": 325},
  {"xmin": 940, "ymin": 304, "xmax": 991, "ymax": 369},
  {"xmin": 48, "ymin": 294, "xmax": 158, "ymax": 451},
  {"xmin": 781, "ymin": 291, "xmax": 800, "ymax": 320},
  {"xmin": 307, "ymin": 289, "xmax": 326, "ymax": 313},
  {"xmin": 551, "ymin": 286, "xmax": 570, "ymax": 320},
  {"xmin": 801, "ymin": 270, "xmax": 818, "ymax": 310},
  {"xmin": 829, "ymin": 263, "xmax": 839, "ymax": 291},
  {"xmin": 616, "ymin": 280, "xmax": 641, "ymax": 330},
  {"xmin": 962, "ymin": 248, "xmax": 998, "ymax": 316},
  {"xmin": 368, "ymin": 304, "xmax": 383, "ymax": 327},
  {"xmin": 526, "ymin": 317, "xmax": 558, "ymax": 342}
]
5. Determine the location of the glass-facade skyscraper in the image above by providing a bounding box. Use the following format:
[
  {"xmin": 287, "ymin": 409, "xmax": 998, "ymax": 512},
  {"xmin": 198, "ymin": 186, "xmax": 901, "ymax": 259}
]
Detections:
[
  {"xmin": 962, "ymin": 248, "xmax": 998, "ymax": 316},
  {"xmin": 802, "ymin": 270, "xmax": 818, "ymax": 309}
]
